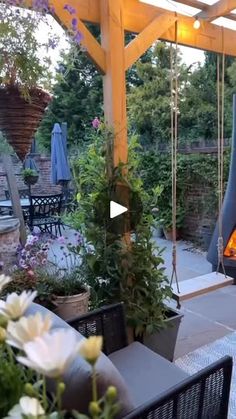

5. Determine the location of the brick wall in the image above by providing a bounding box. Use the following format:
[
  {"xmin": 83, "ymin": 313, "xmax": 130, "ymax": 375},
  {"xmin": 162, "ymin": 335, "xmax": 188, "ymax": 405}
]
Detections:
[
  {"xmin": 0, "ymin": 154, "xmax": 62, "ymax": 199},
  {"xmin": 181, "ymin": 183, "xmax": 218, "ymax": 246}
]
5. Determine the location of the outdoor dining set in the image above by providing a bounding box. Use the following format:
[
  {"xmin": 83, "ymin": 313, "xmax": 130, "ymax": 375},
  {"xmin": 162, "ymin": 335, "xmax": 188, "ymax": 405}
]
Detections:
[{"xmin": 0, "ymin": 191, "xmax": 65, "ymax": 237}]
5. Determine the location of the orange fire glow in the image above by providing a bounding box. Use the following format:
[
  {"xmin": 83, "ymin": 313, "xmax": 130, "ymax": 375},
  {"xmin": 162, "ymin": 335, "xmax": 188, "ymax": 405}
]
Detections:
[{"xmin": 224, "ymin": 230, "xmax": 236, "ymax": 257}]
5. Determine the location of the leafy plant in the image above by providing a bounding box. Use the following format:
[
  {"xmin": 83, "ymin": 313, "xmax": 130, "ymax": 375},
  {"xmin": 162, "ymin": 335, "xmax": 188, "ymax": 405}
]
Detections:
[
  {"xmin": 0, "ymin": 1, "xmax": 83, "ymax": 97},
  {"xmin": 21, "ymin": 168, "xmax": 38, "ymax": 178},
  {"xmin": 0, "ymin": 344, "xmax": 34, "ymax": 417},
  {"xmin": 68, "ymin": 124, "xmax": 172, "ymax": 336}
]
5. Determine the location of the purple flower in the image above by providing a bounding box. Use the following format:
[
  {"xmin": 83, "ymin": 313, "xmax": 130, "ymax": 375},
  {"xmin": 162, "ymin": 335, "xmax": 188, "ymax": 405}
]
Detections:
[
  {"xmin": 71, "ymin": 18, "xmax": 78, "ymax": 29},
  {"xmin": 32, "ymin": 0, "xmax": 50, "ymax": 12},
  {"xmin": 48, "ymin": 37, "xmax": 58, "ymax": 50},
  {"xmin": 73, "ymin": 31, "xmax": 83, "ymax": 45},
  {"xmin": 64, "ymin": 4, "xmax": 76, "ymax": 14},
  {"xmin": 92, "ymin": 117, "xmax": 101, "ymax": 129}
]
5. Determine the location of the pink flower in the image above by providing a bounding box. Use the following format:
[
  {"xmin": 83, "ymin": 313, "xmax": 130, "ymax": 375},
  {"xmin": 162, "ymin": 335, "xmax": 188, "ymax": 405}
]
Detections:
[
  {"xmin": 92, "ymin": 117, "xmax": 100, "ymax": 129},
  {"xmin": 57, "ymin": 236, "xmax": 66, "ymax": 245},
  {"xmin": 28, "ymin": 270, "xmax": 35, "ymax": 277}
]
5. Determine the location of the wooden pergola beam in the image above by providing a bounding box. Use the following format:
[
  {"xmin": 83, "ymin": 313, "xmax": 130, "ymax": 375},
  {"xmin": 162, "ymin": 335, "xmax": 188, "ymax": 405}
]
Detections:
[
  {"xmin": 171, "ymin": 0, "xmax": 207, "ymax": 11},
  {"xmin": 100, "ymin": 0, "xmax": 128, "ymax": 167},
  {"xmin": 124, "ymin": 0, "xmax": 236, "ymax": 57},
  {"xmin": 13, "ymin": 0, "xmax": 236, "ymax": 57},
  {"xmin": 197, "ymin": 0, "xmax": 236, "ymax": 21},
  {"xmin": 51, "ymin": 0, "xmax": 106, "ymax": 74},
  {"xmin": 125, "ymin": 13, "xmax": 177, "ymax": 70}
]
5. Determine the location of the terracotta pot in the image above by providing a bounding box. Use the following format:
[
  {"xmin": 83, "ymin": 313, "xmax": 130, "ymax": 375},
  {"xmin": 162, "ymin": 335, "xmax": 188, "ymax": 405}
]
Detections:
[
  {"xmin": 0, "ymin": 85, "xmax": 51, "ymax": 161},
  {"xmin": 53, "ymin": 288, "xmax": 90, "ymax": 321},
  {"xmin": 163, "ymin": 228, "xmax": 180, "ymax": 241}
]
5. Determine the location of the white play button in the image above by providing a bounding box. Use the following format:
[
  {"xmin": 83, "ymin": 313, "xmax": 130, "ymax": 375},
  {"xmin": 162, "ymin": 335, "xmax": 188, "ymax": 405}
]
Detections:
[{"xmin": 110, "ymin": 201, "xmax": 128, "ymax": 219}]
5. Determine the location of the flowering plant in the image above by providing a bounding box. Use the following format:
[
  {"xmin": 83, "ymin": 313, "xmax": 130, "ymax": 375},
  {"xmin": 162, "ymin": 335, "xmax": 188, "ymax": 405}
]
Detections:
[
  {"xmin": 0, "ymin": 274, "xmax": 119, "ymax": 418},
  {"xmin": 3, "ymin": 232, "xmax": 88, "ymax": 312},
  {"xmin": 0, "ymin": 0, "xmax": 83, "ymax": 96}
]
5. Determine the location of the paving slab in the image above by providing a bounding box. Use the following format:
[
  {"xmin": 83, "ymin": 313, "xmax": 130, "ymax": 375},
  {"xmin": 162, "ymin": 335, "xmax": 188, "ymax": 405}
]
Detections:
[
  {"xmin": 183, "ymin": 288, "xmax": 236, "ymax": 330},
  {"xmin": 174, "ymin": 307, "xmax": 231, "ymax": 359},
  {"xmin": 155, "ymin": 237, "xmax": 212, "ymax": 281}
]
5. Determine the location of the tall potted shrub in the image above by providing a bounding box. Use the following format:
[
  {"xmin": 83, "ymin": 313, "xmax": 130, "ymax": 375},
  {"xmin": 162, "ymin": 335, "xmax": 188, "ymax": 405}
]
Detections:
[{"xmin": 68, "ymin": 124, "xmax": 183, "ymax": 361}]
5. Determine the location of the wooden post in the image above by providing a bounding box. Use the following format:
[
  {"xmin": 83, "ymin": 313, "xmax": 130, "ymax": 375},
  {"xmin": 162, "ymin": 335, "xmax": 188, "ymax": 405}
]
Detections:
[
  {"xmin": 2, "ymin": 154, "xmax": 26, "ymax": 244},
  {"xmin": 100, "ymin": 0, "xmax": 128, "ymax": 168}
]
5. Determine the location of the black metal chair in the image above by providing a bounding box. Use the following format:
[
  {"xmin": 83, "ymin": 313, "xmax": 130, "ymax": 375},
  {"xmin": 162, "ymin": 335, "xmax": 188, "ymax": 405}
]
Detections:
[
  {"xmin": 5, "ymin": 189, "xmax": 29, "ymax": 200},
  {"xmin": 68, "ymin": 303, "xmax": 233, "ymax": 419},
  {"xmin": 28, "ymin": 193, "xmax": 63, "ymax": 237}
]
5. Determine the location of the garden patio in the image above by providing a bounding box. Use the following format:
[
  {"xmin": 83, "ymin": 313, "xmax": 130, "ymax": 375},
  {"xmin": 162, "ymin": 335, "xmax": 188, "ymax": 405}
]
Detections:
[{"xmin": 1, "ymin": 0, "xmax": 236, "ymax": 418}]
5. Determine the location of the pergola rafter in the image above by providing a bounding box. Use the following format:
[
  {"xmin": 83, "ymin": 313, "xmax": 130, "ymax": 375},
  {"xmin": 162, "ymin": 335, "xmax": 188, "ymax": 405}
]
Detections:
[
  {"xmin": 9, "ymin": 0, "xmax": 236, "ymax": 168},
  {"xmin": 197, "ymin": 0, "xmax": 236, "ymax": 21}
]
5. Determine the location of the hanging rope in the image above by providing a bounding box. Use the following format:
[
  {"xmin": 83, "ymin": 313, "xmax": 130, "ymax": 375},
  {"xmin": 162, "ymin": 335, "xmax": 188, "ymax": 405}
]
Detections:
[
  {"xmin": 170, "ymin": 19, "xmax": 180, "ymax": 299},
  {"xmin": 216, "ymin": 28, "xmax": 227, "ymax": 277}
]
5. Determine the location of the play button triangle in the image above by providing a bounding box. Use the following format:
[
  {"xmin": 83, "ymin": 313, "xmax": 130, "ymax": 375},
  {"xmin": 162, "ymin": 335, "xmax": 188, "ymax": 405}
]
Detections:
[{"xmin": 110, "ymin": 201, "xmax": 128, "ymax": 219}]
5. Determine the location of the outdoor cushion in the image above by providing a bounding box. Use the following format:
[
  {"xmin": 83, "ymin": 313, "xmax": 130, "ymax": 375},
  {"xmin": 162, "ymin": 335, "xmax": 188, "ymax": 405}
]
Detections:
[
  {"xmin": 109, "ymin": 341, "xmax": 189, "ymax": 408},
  {"xmin": 26, "ymin": 303, "xmax": 134, "ymax": 417}
]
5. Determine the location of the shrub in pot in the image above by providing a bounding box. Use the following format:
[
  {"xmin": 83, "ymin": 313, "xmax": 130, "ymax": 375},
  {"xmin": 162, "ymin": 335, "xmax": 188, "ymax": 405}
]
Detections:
[
  {"xmin": 36, "ymin": 270, "xmax": 90, "ymax": 321},
  {"xmin": 67, "ymin": 124, "xmax": 182, "ymax": 360},
  {"xmin": 5, "ymin": 232, "xmax": 90, "ymax": 321},
  {"xmin": 21, "ymin": 168, "xmax": 39, "ymax": 186}
]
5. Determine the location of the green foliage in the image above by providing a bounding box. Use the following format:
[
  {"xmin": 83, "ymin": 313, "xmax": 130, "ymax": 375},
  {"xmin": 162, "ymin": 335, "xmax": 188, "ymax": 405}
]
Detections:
[
  {"xmin": 0, "ymin": 131, "xmax": 13, "ymax": 154},
  {"xmin": 139, "ymin": 150, "xmax": 230, "ymax": 228},
  {"xmin": 21, "ymin": 168, "xmax": 38, "ymax": 177},
  {"xmin": 128, "ymin": 42, "xmax": 188, "ymax": 148},
  {"xmin": 0, "ymin": 5, "xmax": 54, "ymax": 96},
  {"xmin": 0, "ymin": 345, "xmax": 33, "ymax": 417},
  {"xmin": 37, "ymin": 25, "xmax": 103, "ymax": 150},
  {"xmin": 68, "ymin": 126, "xmax": 171, "ymax": 336}
]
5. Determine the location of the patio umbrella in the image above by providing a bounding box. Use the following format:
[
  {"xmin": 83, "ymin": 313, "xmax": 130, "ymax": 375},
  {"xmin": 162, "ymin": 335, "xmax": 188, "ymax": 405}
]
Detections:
[{"xmin": 51, "ymin": 123, "xmax": 71, "ymax": 185}]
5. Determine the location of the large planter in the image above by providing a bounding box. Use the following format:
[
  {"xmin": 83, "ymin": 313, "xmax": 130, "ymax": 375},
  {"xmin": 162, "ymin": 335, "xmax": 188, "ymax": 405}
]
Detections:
[
  {"xmin": 53, "ymin": 288, "xmax": 90, "ymax": 321},
  {"xmin": 143, "ymin": 307, "xmax": 183, "ymax": 361},
  {"xmin": 0, "ymin": 85, "xmax": 51, "ymax": 161}
]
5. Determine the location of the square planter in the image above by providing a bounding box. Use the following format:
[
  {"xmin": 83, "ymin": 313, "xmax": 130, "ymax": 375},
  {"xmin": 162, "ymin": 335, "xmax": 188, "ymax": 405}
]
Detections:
[{"xmin": 143, "ymin": 306, "xmax": 183, "ymax": 361}]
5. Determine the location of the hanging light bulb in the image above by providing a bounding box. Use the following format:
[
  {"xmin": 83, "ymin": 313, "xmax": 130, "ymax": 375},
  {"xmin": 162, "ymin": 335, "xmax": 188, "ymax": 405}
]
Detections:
[{"xmin": 193, "ymin": 17, "xmax": 201, "ymax": 30}]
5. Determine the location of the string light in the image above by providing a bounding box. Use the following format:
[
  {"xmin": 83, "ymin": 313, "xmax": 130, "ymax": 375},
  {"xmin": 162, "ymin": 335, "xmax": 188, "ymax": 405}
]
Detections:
[{"xmin": 193, "ymin": 17, "xmax": 201, "ymax": 30}]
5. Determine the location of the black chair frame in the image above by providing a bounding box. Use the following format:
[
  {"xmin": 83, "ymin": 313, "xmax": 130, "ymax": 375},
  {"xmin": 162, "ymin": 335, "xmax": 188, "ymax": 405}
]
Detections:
[
  {"xmin": 28, "ymin": 193, "xmax": 63, "ymax": 237},
  {"xmin": 68, "ymin": 303, "xmax": 233, "ymax": 419}
]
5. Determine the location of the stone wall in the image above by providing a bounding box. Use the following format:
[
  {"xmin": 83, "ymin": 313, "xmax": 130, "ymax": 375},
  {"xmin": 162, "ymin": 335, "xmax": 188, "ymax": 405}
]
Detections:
[{"xmin": 0, "ymin": 154, "xmax": 62, "ymax": 199}]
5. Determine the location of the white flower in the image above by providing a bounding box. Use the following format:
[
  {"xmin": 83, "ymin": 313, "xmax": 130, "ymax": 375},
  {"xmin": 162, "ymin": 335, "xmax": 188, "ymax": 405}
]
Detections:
[
  {"xmin": 5, "ymin": 396, "xmax": 44, "ymax": 418},
  {"xmin": 0, "ymin": 290, "xmax": 37, "ymax": 320},
  {"xmin": 0, "ymin": 274, "xmax": 11, "ymax": 293},
  {"xmin": 7, "ymin": 312, "xmax": 52, "ymax": 349},
  {"xmin": 17, "ymin": 329, "xmax": 79, "ymax": 377},
  {"xmin": 79, "ymin": 336, "xmax": 103, "ymax": 365}
]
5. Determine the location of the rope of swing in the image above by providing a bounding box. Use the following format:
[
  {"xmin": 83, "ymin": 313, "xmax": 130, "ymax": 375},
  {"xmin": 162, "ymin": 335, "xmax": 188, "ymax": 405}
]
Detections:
[
  {"xmin": 216, "ymin": 28, "xmax": 226, "ymax": 276},
  {"xmin": 170, "ymin": 20, "xmax": 180, "ymax": 294}
]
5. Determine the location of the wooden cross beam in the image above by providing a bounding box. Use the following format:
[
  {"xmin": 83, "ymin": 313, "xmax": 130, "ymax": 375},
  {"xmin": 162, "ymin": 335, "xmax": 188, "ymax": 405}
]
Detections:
[
  {"xmin": 125, "ymin": 13, "xmax": 177, "ymax": 70},
  {"xmin": 197, "ymin": 0, "xmax": 236, "ymax": 21}
]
